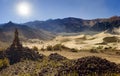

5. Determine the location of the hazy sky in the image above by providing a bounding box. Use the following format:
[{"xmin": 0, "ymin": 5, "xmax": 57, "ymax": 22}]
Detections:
[{"xmin": 0, "ymin": 0, "xmax": 120, "ymax": 23}]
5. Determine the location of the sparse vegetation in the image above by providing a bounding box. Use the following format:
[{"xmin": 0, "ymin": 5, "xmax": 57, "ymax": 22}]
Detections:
[
  {"xmin": 96, "ymin": 46, "xmax": 103, "ymax": 49},
  {"xmin": 116, "ymin": 52, "xmax": 120, "ymax": 55},
  {"xmin": 0, "ymin": 58, "xmax": 9, "ymax": 70},
  {"xmin": 0, "ymin": 53, "xmax": 120, "ymax": 76},
  {"xmin": 70, "ymin": 48, "xmax": 79, "ymax": 52},
  {"xmin": 90, "ymin": 49, "xmax": 99, "ymax": 53},
  {"xmin": 0, "ymin": 47, "xmax": 7, "ymax": 52},
  {"xmin": 96, "ymin": 42, "xmax": 107, "ymax": 45},
  {"xmin": 90, "ymin": 46, "xmax": 104, "ymax": 53},
  {"xmin": 44, "ymin": 44, "xmax": 80, "ymax": 53},
  {"xmin": 45, "ymin": 44, "xmax": 69, "ymax": 51},
  {"xmin": 40, "ymin": 47, "xmax": 45, "ymax": 51},
  {"xmin": 46, "ymin": 45, "xmax": 53, "ymax": 51},
  {"xmin": 53, "ymin": 44, "xmax": 63, "ymax": 51},
  {"xmin": 32, "ymin": 46, "xmax": 39, "ymax": 51},
  {"xmin": 103, "ymin": 36, "xmax": 120, "ymax": 43}
]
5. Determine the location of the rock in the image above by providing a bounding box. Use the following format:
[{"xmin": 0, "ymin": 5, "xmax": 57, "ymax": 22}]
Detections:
[
  {"xmin": 48, "ymin": 53, "xmax": 67, "ymax": 61},
  {"xmin": 74, "ymin": 56, "xmax": 120, "ymax": 75},
  {"xmin": 10, "ymin": 28, "xmax": 22, "ymax": 49},
  {"xmin": 5, "ymin": 47, "xmax": 44, "ymax": 64},
  {"xmin": 0, "ymin": 29, "xmax": 44, "ymax": 64}
]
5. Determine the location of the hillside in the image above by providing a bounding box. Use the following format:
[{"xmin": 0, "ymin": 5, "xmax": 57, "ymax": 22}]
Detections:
[
  {"xmin": 0, "ymin": 21, "xmax": 55, "ymax": 43},
  {"xmin": 24, "ymin": 16, "xmax": 120, "ymax": 33}
]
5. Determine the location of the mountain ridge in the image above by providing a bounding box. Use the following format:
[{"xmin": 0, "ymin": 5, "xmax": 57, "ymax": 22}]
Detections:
[
  {"xmin": 24, "ymin": 16, "xmax": 120, "ymax": 33},
  {"xmin": 0, "ymin": 21, "xmax": 55, "ymax": 42}
]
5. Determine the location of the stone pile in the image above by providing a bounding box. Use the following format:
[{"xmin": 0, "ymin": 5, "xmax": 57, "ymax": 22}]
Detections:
[
  {"xmin": 74, "ymin": 56, "xmax": 120, "ymax": 75},
  {"xmin": 0, "ymin": 29, "xmax": 44, "ymax": 64}
]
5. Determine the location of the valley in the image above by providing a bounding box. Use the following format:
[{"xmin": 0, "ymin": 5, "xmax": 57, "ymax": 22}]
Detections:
[
  {"xmin": 1, "ymin": 0, "xmax": 120, "ymax": 75},
  {"xmin": 0, "ymin": 16, "xmax": 120, "ymax": 76},
  {"xmin": 23, "ymin": 32, "xmax": 120, "ymax": 64}
]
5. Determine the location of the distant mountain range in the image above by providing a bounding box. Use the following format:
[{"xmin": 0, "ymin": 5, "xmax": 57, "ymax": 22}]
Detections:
[
  {"xmin": 24, "ymin": 16, "xmax": 120, "ymax": 33},
  {"xmin": 0, "ymin": 16, "xmax": 120, "ymax": 43},
  {"xmin": 0, "ymin": 21, "xmax": 55, "ymax": 42}
]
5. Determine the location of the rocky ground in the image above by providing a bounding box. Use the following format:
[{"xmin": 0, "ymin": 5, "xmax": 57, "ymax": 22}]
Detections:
[
  {"xmin": 0, "ymin": 32, "xmax": 120, "ymax": 76},
  {"xmin": 0, "ymin": 53, "xmax": 120, "ymax": 76}
]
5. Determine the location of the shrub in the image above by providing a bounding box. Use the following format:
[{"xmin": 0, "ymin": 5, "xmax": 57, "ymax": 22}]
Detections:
[
  {"xmin": 70, "ymin": 48, "xmax": 79, "ymax": 52},
  {"xmin": 116, "ymin": 52, "xmax": 120, "ymax": 55},
  {"xmin": 103, "ymin": 36, "xmax": 119, "ymax": 43},
  {"xmin": 53, "ymin": 44, "xmax": 70, "ymax": 51},
  {"xmin": 0, "ymin": 58, "xmax": 10, "ymax": 70},
  {"xmin": 46, "ymin": 45, "xmax": 53, "ymax": 51},
  {"xmin": 32, "ymin": 46, "xmax": 39, "ymax": 51},
  {"xmin": 46, "ymin": 44, "xmax": 69, "ymax": 51},
  {"xmin": 0, "ymin": 48, "xmax": 7, "ymax": 51},
  {"xmin": 104, "ymin": 46, "xmax": 112, "ymax": 50},
  {"xmin": 90, "ymin": 49, "xmax": 98, "ymax": 53},
  {"xmin": 40, "ymin": 47, "xmax": 45, "ymax": 51},
  {"xmin": 97, "ymin": 46, "xmax": 103, "ymax": 49},
  {"xmin": 53, "ymin": 44, "xmax": 61, "ymax": 50}
]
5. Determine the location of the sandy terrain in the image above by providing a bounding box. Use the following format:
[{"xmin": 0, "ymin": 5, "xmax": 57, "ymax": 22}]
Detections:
[
  {"xmin": 23, "ymin": 32, "xmax": 120, "ymax": 64},
  {"xmin": 23, "ymin": 32, "xmax": 120, "ymax": 50}
]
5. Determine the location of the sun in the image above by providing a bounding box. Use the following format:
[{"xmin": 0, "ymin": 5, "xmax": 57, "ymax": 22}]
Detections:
[{"xmin": 16, "ymin": 2, "xmax": 31, "ymax": 17}]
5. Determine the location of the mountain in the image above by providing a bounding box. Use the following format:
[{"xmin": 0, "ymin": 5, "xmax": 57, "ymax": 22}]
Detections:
[
  {"xmin": 91, "ymin": 16, "xmax": 120, "ymax": 32},
  {"xmin": 0, "ymin": 21, "xmax": 55, "ymax": 42},
  {"xmin": 24, "ymin": 16, "xmax": 120, "ymax": 33},
  {"xmin": 24, "ymin": 18, "xmax": 87, "ymax": 33}
]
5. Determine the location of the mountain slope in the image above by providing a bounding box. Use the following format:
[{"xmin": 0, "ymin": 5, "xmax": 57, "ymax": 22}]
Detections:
[
  {"xmin": 24, "ymin": 18, "xmax": 88, "ymax": 33},
  {"xmin": 0, "ymin": 21, "xmax": 55, "ymax": 42},
  {"xmin": 24, "ymin": 16, "xmax": 120, "ymax": 33},
  {"xmin": 91, "ymin": 16, "xmax": 120, "ymax": 32}
]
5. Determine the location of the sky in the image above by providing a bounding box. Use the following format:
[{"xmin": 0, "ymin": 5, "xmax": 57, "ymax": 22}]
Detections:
[{"xmin": 0, "ymin": 0, "xmax": 120, "ymax": 23}]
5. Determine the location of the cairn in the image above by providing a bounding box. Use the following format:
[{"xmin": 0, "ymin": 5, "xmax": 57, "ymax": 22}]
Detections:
[
  {"xmin": 10, "ymin": 28, "xmax": 22, "ymax": 49},
  {"xmin": 1, "ymin": 29, "xmax": 44, "ymax": 64}
]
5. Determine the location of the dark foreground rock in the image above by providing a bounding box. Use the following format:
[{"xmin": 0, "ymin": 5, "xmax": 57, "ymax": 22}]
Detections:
[
  {"xmin": 74, "ymin": 56, "xmax": 120, "ymax": 75},
  {"xmin": 0, "ymin": 29, "xmax": 45, "ymax": 64},
  {"xmin": 0, "ymin": 56, "xmax": 120, "ymax": 76},
  {"xmin": 48, "ymin": 53, "xmax": 67, "ymax": 61},
  {"xmin": 5, "ymin": 47, "xmax": 44, "ymax": 64},
  {"xmin": 0, "ymin": 47, "xmax": 44, "ymax": 65},
  {"xmin": 57, "ymin": 56, "xmax": 120, "ymax": 76}
]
